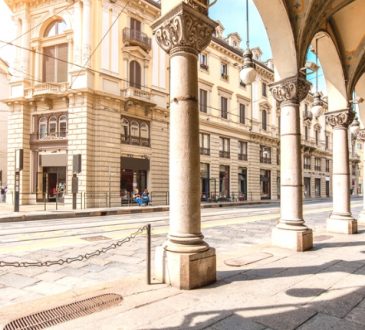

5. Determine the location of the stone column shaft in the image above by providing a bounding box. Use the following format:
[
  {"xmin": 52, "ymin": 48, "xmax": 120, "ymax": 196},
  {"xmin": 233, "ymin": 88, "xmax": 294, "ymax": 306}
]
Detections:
[
  {"xmin": 82, "ymin": 0, "xmax": 91, "ymax": 65},
  {"xmin": 326, "ymin": 109, "xmax": 357, "ymax": 233},
  {"xmin": 269, "ymin": 75, "xmax": 313, "ymax": 251},
  {"xmin": 152, "ymin": 1, "xmax": 217, "ymax": 289}
]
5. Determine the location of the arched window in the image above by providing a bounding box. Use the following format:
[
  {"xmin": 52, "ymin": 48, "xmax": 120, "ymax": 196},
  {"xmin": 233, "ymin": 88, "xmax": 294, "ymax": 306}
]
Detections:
[
  {"xmin": 130, "ymin": 121, "xmax": 139, "ymax": 144},
  {"xmin": 140, "ymin": 122, "xmax": 149, "ymax": 146},
  {"xmin": 59, "ymin": 115, "xmax": 67, "ymax": 137},
  {"xmin": 262, "ymin": 110, "xmax": 267, "ymax": 130},
  {"xmin": 49, "ymin": 116, "xmax": 57, "ymax": 136},
  {"xmin": 121, "ymin": 118, "xmax": 129, "ymax": 142},
  {"xmin": 42, "ymin": 19, "xmax": 68, "ymax": 83},
  {"xmin": 44, "ymin": 19, "xmax": 68, "ymax": 37},
  {"xmin": 129, "ymin": 61, "xmax": 141, "ymax": 89},
  {"xmin": 39, "ymin": 117, "xmax": 47, "ymax": 139}
]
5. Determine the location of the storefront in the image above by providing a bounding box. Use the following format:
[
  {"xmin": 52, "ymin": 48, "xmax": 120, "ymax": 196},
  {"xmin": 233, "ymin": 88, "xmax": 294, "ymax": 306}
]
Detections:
[
  {"xmin": 200, "ymin": 163, "xmax": 210, "ymax": 201},
  {"xmin": 219, "ymin": 165, "xmax": 230, "ymax": 199},
  {"xmin": 238, "ymin": 167, "xmax": 247, "ymax": 200},
  {"xmin": 315, "ymin": 178, "xmax": 321, "ymax": 197},
  {"xmin": 304, "ymin": 177, "xmax": 311, "ymax": 198},
  {"xmin": 260, "ymin": 169, "xmax": 271, "ymax": 200}
]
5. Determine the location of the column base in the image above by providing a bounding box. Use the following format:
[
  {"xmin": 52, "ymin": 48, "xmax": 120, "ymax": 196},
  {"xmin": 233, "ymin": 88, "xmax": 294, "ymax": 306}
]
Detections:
[
  {"xmin": 154, "ymin": 246, "xmax": 216, "ymax": 290},
  {"xmin": 272, "ymin": 226, "xmax": 313, "ymax": 252},
  {"xmin": 327, "ymin": 214, "xmax": 357, "ymax": 234}
]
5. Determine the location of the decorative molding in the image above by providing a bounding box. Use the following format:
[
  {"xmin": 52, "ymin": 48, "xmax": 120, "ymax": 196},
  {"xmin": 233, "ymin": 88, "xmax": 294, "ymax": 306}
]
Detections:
[
  {"xmin": 152, "ymin": 3, "xmax": 217, "ymax": 55},
  {"xmin": 326, "ymin": 109, "xmax": 355, "ymax": 128},
  {"xmin": 356, "ymin": 129, "xmax": 365, "ymax": 141},
  {"xmin": 269, "ymin": 75, "xmax": 310, "ymax": 105}
]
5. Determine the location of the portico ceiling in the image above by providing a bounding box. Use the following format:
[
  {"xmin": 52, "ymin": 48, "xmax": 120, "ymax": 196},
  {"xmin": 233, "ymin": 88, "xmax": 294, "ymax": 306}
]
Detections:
[{"xmin": 284, "ymin": 0, "xmax": 365, "ymax": 94}]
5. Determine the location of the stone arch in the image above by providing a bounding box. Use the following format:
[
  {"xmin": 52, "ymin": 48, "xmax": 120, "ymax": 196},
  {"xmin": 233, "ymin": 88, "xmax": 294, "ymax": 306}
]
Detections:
[
  {"xmin": 309, "ymin": 31, "xmax": 348, "ymax": 111},
  {"xmin": 252, "ymin": 0, "xmax": 297, "ymax": 79},
  {"xmin": 38, "ymin": 15, "xmax": 72, "ymax": 38}
]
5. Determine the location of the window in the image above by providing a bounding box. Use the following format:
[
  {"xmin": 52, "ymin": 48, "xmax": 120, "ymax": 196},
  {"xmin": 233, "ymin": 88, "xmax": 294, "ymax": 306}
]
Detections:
[
  {"xmin": 49, "ymin": 116, "xmax": 57, "ymax": 136},
  {"xmin": 278, "ymin": 116, "xmax": 281, "ymax": 134},
  {"xmin": 39, "ymin": 117, "xmax": 47, "ymax": 139},
  {"xmin": 315, "ymin": 158, "xmax": 321, "ymax": 171},
  {"xmin": 260, "ymin": 145, "xmax": 271, "ymax": 164},
  {"xmin": 262, "ymin": 110, "xmax": 267, "ymax": 130},
  {"xmin": 221, "ymin": 96, "xmax": 228, "ymax": 119},
  {"xmin": 260, "ymin": 169, "xmax": 271, "ymax": 200},
  {"xmin": 59, "ymin": 115, "xmax": 67, "ymax": 137},
  {"xmin": 315, "ymin": 178, "xmax": 321, "ymax": 197},
  {"xmin": 199, "ymin": 133, "xmax": 210, "ymax": 155},
  {"xmin": 130, "ymin": 60, "xmax": 142, "ymax": 88},
  {"xmin": 130, "ymin": 17, "xmax": 141, "ymax": 32},
  {"xmin": 199, "ymin": 53, "xmax": 208, "ymax": 70},
  {"xmin": 262, "ymin": 82, "xmax": 267, "ymax": 97},
  {"xmin": 200, "ymin": 163, "xmax": 210, "ymax": 200},
  {"xmin": 121, "ymin": 116, "xmax": 150, "ymax": 147},
  {"xmin": 219, "ymin": 137, "xmax": 230, "ymax": 158},
  {"xmin": 325, "ymin": 159, "xmax": 330, "ymax": 172},
  {"xmin": 42, "ymin": 19, "xmax": 68, "ymax": 83},
  {"xmin": 325, "ymin": 135, "xmax": 329, "ymax": 149},
  {"xmin": 238, "ymin": 141, "xmax": 248, "ymax": 160},
  {"xmin": 219, "ymin": 165, "xmax": 230, "ymax": 198},
  {"xmin": 221, "ymin": 63, "xmax": 228, "ymax": 79},
  {"xmin": 239, "ymin": 104, "xmax": 245, "ymax": 124},
  {"xmin": 315, "ymin": 130, "xmax": 319, "ymax": 145},
  {"xmin": 199, "ymin": 89, "xmax": 208, "ymax": 113},
  {"xmin": 304, "ymin": 156, "xmax": 311, "ymax": 169},
  {"xmin": 304, "ymin": 126, "xmax": 308, "ymax": 141}
]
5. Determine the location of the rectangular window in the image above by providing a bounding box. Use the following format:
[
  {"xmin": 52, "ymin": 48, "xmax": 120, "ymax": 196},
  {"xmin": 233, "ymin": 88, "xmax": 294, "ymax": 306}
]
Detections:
[
  {"xmin": 130, "ymin": 17, "xmax": 141, "ymax": 32},
  {"xmin": 325, "ymin": 135, "xmax": 329, "ymax": 149},
  {"xmin": 219, "ymin": 165, "xmax": 230, "ymax": 198},
  {"xmin": 221, "ymin": 97, "xmax": 228, "ymax": 119},
  {"xmin": 199, "ymin": 89, "xmax": 208, "ymax": 113},
  {"xmin": 315, "ymin": 130, "xmax": 319, "ymax": 145},
  {"xmin": 239, "ymin": 104, "xmax": 245, "ymax": 124},
  {"xmin": 221, "ymin": 63, "xmax": 228, "ymax": 79},
  {"xmin": 43, "ymin": 43, "xmax": 68, "ymax": 82},
  {"xmin": 199, "ymin": 53, "xmax": 208, "ymax": 70},
  {"xmin": 304, "ymin": 156, "xmax": 311, "ymax": 170},
  {"xmin": 305, "ymin": 126, "xmax": 308, "ymax": 141},
  {"xmin": 200, "ymin": 163, "xmax": 210, "ymax": 200},
  {"xmin": 315, "ymin": 178, "xmax": 321, "ymax": 197},
  {"xmin": 199, "ymin": 133, "xmax": 210, "ymax": 155},
  {"xmin": 325, "ymin": 159, "xmax": 330, "ymax": 172},
  {"xmin": 238, "ymin": 141, "xmax": 248, "ymax": 160},
  {"xmin": 260, "ymin": 145, "xmax": 271, "ymax": 164},
  {"xmin": 315, "ymin": 158, "xmax": 321, "ymax": 171},
  {"xmin": 219, "ymin": 137, "xmax": 230, "ymax": 158},
  {"xmin": 262, "ymin": 82, "xmax": 267, "ymax": 97}
]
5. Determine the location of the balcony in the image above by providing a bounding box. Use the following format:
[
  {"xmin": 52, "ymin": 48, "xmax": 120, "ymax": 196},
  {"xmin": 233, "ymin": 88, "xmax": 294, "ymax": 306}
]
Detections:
[
  {"xmin": 238, "ymin": 153, "xmax": 248, "ymax": 161},
  {"xmin": 219, "ymin": 151, "xmax": 230, "ymax": 158},
  {"xmin": 30, "ymin": 132, "xmax": 68, "ymax": 146},
  {"xmin": 24, "ymin": 82, "xmax": 69, "ymax": 98},
  {"xmin": 121, "ymin": 86, "xmax": 154, "ymax": 106},
  {"xmin": 315, "ymin": 166, "xmax": 321, "ymax": 171},
  {"xmin": 200, "ymin": 148, "xmax": 210, "ymax": 156},
  {"xmin": 123, "ymin": 28, "xmax": 151, "ymax": 51},
  {"xmin": 304, "ymin": 164, "xmax": 311, "ymax": 170},
  {"xmin": 260, "ymin": 156, "xmax": 271, "ymax": 164},
  {"xmin": 200, "ymin": 63, "xmax": 209, "ymax": 70},
  {"xmin": 221, "ymin": 73, "xmax": 229, "ymax": 80},
  {"xmin": 121, "ymin": 135, "xmax": 150, "ymax": 147}
]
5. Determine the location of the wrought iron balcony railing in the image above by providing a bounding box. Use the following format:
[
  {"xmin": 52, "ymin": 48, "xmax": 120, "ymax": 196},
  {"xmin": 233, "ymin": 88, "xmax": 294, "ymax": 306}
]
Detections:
[
  {"xmin": 315, "ymin": 165, "xmax": 321, "ymax": 171},
  {"xmin": 121, "ymin": 135, "xmax": 150, "ymax": 147},
  {"xmin": 260, "ymin": 156, "xmax": 271, "ymax": 164},
  {"xmin": 238, "ymin": 153, "xmax": 248, "ymax": 161},
  {"xmin": 123, "ymin": 28, "xmax": 151, "ymax": 51},
  {"xmin": 219, "ymin": 151, "xmax": 230, "ymax": 158},
  {"xmin": 200, "ymin": 147, "xmax": 210, "ymax": 156},
  {"xmin": 304, "ymin": 164, "xmax": 311, "ymax": 170},
  {"xmin": 30, "ymin": 131, "xmax": 68, "ymax": 142}
]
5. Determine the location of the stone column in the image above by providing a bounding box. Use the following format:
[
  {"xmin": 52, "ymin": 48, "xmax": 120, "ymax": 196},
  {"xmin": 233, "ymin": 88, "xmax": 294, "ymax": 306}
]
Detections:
[
  {"xmin": 358, "ymin": 129, "xmax": 365, "ymax": 223},
  {"xmin": 326, "ymin": 109, "xmax": 357, "ymax": 233},
  {"xmin": 269, "ymin": 75, "xmax": 313, "ymax": 251},
  {"xmin": 82, "ymin": 0, "xmax": 91, "ymax": 66},
  {"xmin": 152, "ymin": 2, "xmax": 217, "ymax": 289}
]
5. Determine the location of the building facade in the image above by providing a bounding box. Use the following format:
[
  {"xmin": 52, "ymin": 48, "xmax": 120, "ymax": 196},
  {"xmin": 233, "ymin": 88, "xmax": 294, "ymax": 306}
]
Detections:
[
  {"xmin": 0, "ymin": 59, "xmax": 9, "ymax": 189},
  {"xmin": 3, "ymin": 0, "xmax": 338, "ymax": 207}
]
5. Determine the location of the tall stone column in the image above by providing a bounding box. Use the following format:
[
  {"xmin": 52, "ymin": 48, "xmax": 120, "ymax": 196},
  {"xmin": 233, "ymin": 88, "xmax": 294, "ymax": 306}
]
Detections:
[
  {"xmin": 326, "ymin": 109, "xmax": 357, "ymax": 233},
  {"xmin": 82, "ymin": 0, "xmax": 91, "ymax": 66},
  {"xmin": 269, "ymin": 75, "xmax": 313, "ymax": 251},
  {"xmin": 357, "ymin": 129, "xmax": 365, "ymax": 224},
  {"xmin": 152, "ymin": 2, "xmax": 217, "ymax": 289}
]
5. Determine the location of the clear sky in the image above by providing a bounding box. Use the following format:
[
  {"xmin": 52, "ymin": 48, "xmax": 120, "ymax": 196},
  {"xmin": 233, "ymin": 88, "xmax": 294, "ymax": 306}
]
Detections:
[{"xmin": 0, "ymin": 1, "xmax": 15, "ymax": 64}]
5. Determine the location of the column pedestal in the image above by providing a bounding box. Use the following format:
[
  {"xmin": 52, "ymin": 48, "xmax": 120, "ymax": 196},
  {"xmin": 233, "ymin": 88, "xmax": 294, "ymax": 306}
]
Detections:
[
  {"xmin": 272, "ymin": 227, "xmax": 313, "ymax": 252},
  {"xmin": 155, "ymin": 247, "xmax": 216, "ymax": 290},
  {"xmin": 327, "ymin": 214, "xmax": 357, "ymax": 234}
]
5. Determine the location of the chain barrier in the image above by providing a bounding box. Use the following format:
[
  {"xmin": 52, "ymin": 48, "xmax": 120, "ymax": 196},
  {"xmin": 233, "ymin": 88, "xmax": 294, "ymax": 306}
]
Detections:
[{"xmin": 0, "ymin": 225, "xmax": 149, "ymax": 268}]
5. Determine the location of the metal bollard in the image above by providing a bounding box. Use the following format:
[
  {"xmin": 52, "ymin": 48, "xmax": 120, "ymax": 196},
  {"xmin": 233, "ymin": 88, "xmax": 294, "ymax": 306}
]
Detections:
[{"xmin": 147, "ymin": 224, "xmax": 151, "ymax": 285}]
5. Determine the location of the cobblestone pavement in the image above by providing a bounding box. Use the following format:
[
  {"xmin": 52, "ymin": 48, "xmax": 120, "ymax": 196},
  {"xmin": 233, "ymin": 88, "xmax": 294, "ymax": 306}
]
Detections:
[{"xmin": 0, "ymin": 199, "xmax": 363, "ymax": 329}]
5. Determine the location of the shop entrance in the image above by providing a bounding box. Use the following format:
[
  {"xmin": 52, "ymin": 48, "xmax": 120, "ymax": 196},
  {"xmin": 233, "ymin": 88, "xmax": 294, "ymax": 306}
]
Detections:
[
  {"xmin": 37, "ymin": 167, "xmax": 66, "ymax": 202},
  {"xmin": 260, "ymin": 169, "xmax": 271, "ymax": 200}
]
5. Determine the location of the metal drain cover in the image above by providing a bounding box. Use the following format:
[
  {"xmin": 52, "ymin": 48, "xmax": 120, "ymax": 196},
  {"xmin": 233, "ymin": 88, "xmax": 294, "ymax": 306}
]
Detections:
[
  {"xmin": 82, "ymin": 235, "xmax": 110, "ymax": 241},
  {"xmin": 3, "ymin": 293, "xmax": 122, "ymax": 330},
  {"xmin": 224, "ymin": 252, "xmax": 273, "ymax": 267}
]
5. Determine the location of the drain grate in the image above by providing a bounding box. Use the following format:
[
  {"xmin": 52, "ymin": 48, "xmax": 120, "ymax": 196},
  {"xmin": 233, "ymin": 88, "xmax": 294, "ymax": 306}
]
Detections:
[{"xmin": 4, "ymin": 293, "xmax": 122, "ymax": 330}]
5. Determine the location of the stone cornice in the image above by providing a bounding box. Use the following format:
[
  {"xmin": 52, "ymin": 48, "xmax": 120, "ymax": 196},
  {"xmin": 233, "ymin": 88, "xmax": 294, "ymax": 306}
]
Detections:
[
  {"xmin": 152, "ymin": 2, "xmax": 217, "ymax": 55},
  {"xmin": 269, "ymin": 75, "xmax": 310, "ymax": 105},
  {"xmin": 326, "ymin": 109, "xmax": 355, "ymax": 128}
]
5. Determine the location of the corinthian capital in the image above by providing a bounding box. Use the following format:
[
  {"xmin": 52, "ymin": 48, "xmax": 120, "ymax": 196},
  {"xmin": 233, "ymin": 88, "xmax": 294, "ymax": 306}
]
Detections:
[
  {"xmin": 152, "ymin": 2, "xmax": 217, "ymax": 55},
  {"xmin": 357, "ymin": 129, "xmax": 365, "ymax": 141},
  {"xmin": 326, "ymin": 109, "xmax": 355, "ymax": 128},
  {"xmin": 269, "ymin": 75, "xmax": 310, "ymax": 105}
]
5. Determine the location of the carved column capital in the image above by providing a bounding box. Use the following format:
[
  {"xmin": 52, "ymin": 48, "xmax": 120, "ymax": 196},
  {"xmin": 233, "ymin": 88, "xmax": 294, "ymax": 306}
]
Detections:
[
  {"xmin": 152, "ymin": 2, "xmax": 217, "ymax": 56},
  {"xmin": 269, "ymin": 75, "xmax": 310, "ymax": 105},
  {"xmin": 356, "ymin": 129, "xmax": 365, "ymax": 141},
  {"xmin": 326, "ymin": 109, "xmax": 355, "ymax": 128}
]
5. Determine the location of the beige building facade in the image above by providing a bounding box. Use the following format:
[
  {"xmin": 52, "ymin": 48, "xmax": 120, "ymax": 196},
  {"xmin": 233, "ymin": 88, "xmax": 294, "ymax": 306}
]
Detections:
[
  {"xmin": 2, "ymin": 0, "xmax": 341, "ymax": 208},
  {"xmin": 0, "ymin": 59, "xmax": 9, "ymax": 189}
]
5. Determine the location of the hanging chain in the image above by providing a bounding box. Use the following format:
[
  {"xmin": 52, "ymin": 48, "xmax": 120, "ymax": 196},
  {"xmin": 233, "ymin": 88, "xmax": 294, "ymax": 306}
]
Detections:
[{"xmin": 0, "ymin": 225, "xmax": 149, "ymax": 268}]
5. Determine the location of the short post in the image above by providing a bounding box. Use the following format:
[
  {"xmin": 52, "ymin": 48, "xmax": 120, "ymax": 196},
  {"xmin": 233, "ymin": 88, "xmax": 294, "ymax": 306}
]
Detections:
[
  {"xmin": 14, "ymin": 149, "xmax": 23, "ymax": 212},
  {"xmin": 55, "ymin": 191, "xmax": 58, "ymax": 210},
  {"xmin": 43, "ymin": 193, "xmax": 46, "ymax": 211},
  {"xmin": 147, "ymin": 223, "xmax": 151, "ymax": 285},
  {"xmin": 72, "ymin": 173, "xmax": 78, "ymax": 210}
]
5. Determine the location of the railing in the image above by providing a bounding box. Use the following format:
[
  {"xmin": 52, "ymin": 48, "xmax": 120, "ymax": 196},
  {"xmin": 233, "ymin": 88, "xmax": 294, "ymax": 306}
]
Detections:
[
  {"xmin": 123, "ymin": 27, "xmax": 151, "ymax": 51},
  {"xmin": 315, "ymin": 165, "xmax": 321, "ymax": 171},
  {"xmin": 200, "ymin": 147, "xmax": 210, "ymax": 156},
  {"xmin": 200, "ymin": 63, "xmax": 209, "ymax": 70},
  {"xmin": 304, "ymin": 164, "xmax": 311, "ymax": 170},
  {"xmin": 221, "ymin": 73, "xmax": 229, "ymax": 80},
  {"xmin": 121, "ymin": 86, "xmax": 152, "ymax": 101},
  {"xmin": 24, "ymin": 82, "xmax": 68, "ymax": 98},
  {"xmin": 121, "ymin": 135, "xmax": 150, "ymax": 147},
  {"xmin": 238, "ymin": 153, "xmax": 248, "ymax": 161},
  {"xmin": 201, "ymin": 192, "xmax": 254, "ymax": 203},
  {"xmin": 260, "ymin": 156, "xmax": 271, "ymax": 164},
  {"xmin": 219, "ymin": 151, "xmax": 230, "ymax": 158},
  {"xmin": 30, "ymin": 131, "xmax": 68, "ymax": 142}
]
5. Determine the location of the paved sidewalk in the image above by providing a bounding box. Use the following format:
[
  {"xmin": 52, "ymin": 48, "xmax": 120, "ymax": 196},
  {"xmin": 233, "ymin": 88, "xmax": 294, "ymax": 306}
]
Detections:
[{"xmin": 1, "ymin": 223, "xmax": 365, "ymax": 329}]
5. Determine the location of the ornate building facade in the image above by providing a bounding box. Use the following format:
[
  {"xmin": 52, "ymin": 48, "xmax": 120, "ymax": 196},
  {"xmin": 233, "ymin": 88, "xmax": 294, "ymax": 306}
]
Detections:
[{"xmin": 2, "ymin": 0, "xmax": 342, "ymax": 207}]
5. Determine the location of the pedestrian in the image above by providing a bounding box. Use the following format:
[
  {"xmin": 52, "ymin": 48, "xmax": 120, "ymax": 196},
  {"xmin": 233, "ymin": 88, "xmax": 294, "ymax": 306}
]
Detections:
[
  {"xmin": 0, "ymin": 187, "xmax": 4, "ymax": 203},
  {"xmin": 142, "ymin": 188, "xmax": 150, "ymax": 206},
  {"xmin": 133, "ymin": 189, "xmax": 143, "ymax": 206}
]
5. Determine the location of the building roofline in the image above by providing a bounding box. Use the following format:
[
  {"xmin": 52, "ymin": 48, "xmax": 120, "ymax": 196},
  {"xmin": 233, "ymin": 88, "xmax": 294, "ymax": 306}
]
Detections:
[{"xmin": 211, "ymin": 36, "xmax": 243, "ymax": 57}]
